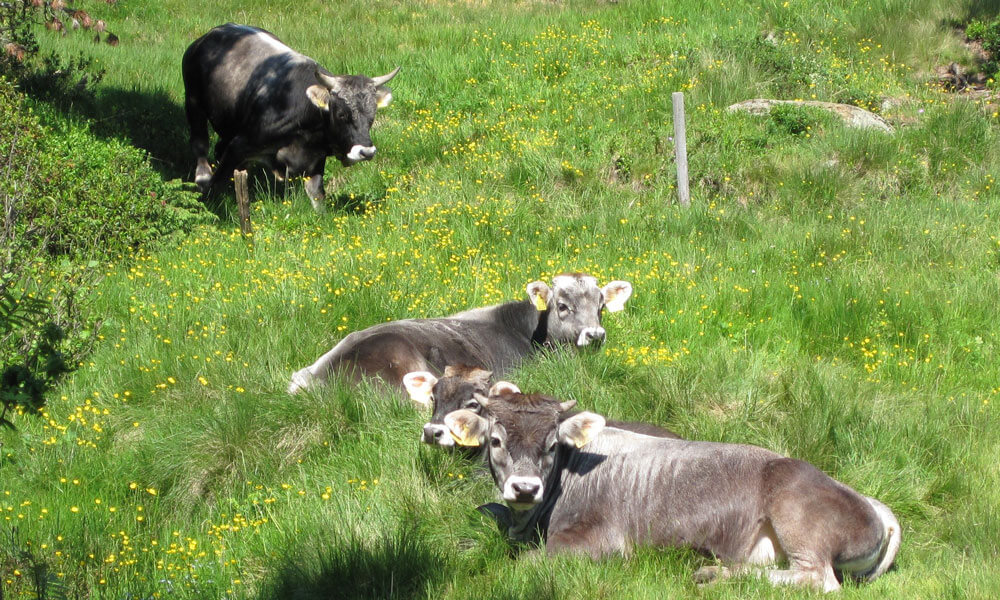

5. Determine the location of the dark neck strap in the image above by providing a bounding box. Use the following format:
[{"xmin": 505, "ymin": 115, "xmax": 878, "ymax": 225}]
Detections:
[{"xmin": 531, "ymin": 309, "xmax": 549, "ymax": 347}]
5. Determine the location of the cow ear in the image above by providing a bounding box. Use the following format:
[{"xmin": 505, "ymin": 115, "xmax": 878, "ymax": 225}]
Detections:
[
  {"xmin": 558, "ymin": 411, "xmax": 605, "ymax": 448},
  {"xmin": 306, "ymin": 85, "xmax": 331, "ymax": 111},
  {"xmin": 526, "ymin": 281, "xmax": 552, "ymax": 312},
  {"xmin": 558, "ymin": 399, "xmax": 577, "ymax": 412},
  {"xmin": 375, "ymin": 86, "xmax": 393, "ymax": 108},
  {"xmin": 444, "ymin": 409, "xmax": 488, "ymax": 447},
  {"xmin": 489, "ymin": 381, "xmax": 520, "ymax": 396},
  {"xmin": 402, "ymin": 371, "xmax": 437, "ymax": 408},
  {"xmin": 468, "ymin": 367, "xmax": 493, "ymax": 386},
  {"xmin": 602, "ymin": 280, "xmax": 633, "ymax": 313}
]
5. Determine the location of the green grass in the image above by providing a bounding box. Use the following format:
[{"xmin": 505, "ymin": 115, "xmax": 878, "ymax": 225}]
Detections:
[{"xmin": 3, "ymin": 0, "xmax": 1000, "ymax": 597}]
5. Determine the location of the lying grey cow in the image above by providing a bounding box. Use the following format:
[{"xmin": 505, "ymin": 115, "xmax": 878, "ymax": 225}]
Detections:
[
  {"xmin": 403, "ymin": 368, "xmax": 680, "ymax": 446},
  {"xmin": 288, "ymin": 274, "xmax": 632, "ymax": 393},
  {"xmin": 445, "ymin": 391, "xmax": 901, "ymax": 592}
]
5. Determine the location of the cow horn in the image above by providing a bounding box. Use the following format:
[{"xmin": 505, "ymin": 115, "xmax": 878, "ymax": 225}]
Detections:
[
  {"xmin": 316, "ymin": 70, "xmax": 345, "ymax": 94},
  {"xmin": 370, "ymin": 66, "xmax": 400, "ymax": 87}
]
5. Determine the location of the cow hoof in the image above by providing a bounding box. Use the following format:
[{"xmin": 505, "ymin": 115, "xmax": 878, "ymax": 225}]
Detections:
[
  {"xmin": 692, "ymin": 566, "xmax": 729, "ymax": 585},
  {"xmin": 288, "ymin": 369, "xmax": 314, "ymax": 394}
]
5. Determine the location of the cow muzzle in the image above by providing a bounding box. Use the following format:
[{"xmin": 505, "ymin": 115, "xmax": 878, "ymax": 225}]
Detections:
[
  {"xmin": 421, "ymin": 423, "xmax": 455, "ymax": 446},
  {"xmin": 345, "ymin": 145, "xmax": 376, "ymax": 164},
  {"xmin": 503, "ymin": 475, "xmax": 544, "ymax": 508},
  {"xmin": 576, "ymin": 326, "xmax": 606, "ymax": 347}
]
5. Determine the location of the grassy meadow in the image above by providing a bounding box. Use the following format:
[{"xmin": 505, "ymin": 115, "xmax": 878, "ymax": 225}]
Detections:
[{"xmin": 3, "ymin": 0, "xmax": 1000, "ymax": 597}]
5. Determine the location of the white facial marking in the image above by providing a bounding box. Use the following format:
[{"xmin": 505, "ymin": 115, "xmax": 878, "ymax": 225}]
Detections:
[
  {"xmin": 422, "ymin": 423, "xmax": 454, "ymax": 446},
  {"xmin": 346, "ymin": 145, "xmax": 376, "ymax": 162},
  {"xmin": 502, "ymin": 475, "xmax": 544, "ymax": 505},
  {"xmin": 552, "ymin": 274, "xmax": 598, "ymax": 290},
  {"xmin": 576, "ymin": 326, "xmax": 606, "ymax": 346}
]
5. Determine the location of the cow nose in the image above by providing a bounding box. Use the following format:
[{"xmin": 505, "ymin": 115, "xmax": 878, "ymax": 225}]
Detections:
[
  {"xmin": 511, "ymin": 480, "xmax": 540, "ymax": 499},
  {"xmin": 346, "ymin": 145, "xmax": 377, "ymax": 163},
  {"xmin": 577, "ymin": 327, "xmax": 606, "ymax": 346},
  {"xmin": 422, "ymin": 423, "xmax": 451, "ymax": 445}
]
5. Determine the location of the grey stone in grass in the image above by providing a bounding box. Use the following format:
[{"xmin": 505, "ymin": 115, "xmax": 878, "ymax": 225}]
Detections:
[{"xmin": 727, "ymin": 98, "xmax": 894, "ymax": 133}]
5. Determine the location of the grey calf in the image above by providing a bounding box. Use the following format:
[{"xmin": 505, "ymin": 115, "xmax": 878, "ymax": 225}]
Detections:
[
  {"xmin": 289, "ymin": 274, "xmax": 632, "ymax": 393},
  {"xmin": 445, "ymin": 391, "xmax": 901, "ymax": 592},
  {"xmin": 403, "ymin": 369, "xmax": 681, "ymax": 447}
]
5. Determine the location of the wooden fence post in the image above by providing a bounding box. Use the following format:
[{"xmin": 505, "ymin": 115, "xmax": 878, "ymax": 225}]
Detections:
[
  {"xmin": 233, "ymin": 169, "xmax": 253, "ymax": 240},
  {"xmin": 672, "ymin": 92, "xmax": 690, "ymax": 208}
]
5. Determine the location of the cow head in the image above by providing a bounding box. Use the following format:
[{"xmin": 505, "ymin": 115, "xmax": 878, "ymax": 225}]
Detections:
[
  {"xmin": 306, "ymin": 66, "xmax": 400, "ymax": 166},
  {"xmin": 403, "ymin": 366, "xmax": 520, "ymax": 447},
  {"xmin": 445, "ymin": 390, "xmax": 604, "ymax": 510},
  {"xmin": 526, "ymin": 274, "xmax": 632, "ymax": 349}
]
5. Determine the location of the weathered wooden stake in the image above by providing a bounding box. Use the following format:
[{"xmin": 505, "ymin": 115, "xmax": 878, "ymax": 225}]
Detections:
[
  {"xmin": 672, "ymin": 92, "xmax": 690, "ymax": 208},
  {"xmin": 233, "ymin": 169, "xmax": 254, "ymax": 240}
]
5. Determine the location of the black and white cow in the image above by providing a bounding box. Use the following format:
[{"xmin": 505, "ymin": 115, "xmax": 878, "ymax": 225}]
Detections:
[
  {"xmin": 445, "ymin": 391, "xmax": 901, "ymax": 592},
  {"xmin": 182, "ymin": 23, "xmax": 399, "ymax": 210},
  {"xmin": 403, "ymin": 369, "xmax": 680, "ymax": 446},
  {"xmin": 288, "ymin": 274, "xmax": 632, "ymax": 393}
]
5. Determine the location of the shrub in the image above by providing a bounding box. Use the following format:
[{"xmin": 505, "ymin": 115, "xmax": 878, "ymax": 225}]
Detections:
[
  {"xmin": 768, "ymin": 103, "xmax": 825, "ymax": 137},
  {"xmin": 1, "ymin": 78, "xmax": 211, "ymax": 262},
  {"xmin": 966, "ymin": 17, "xmax": 1000, "ymax": 79},
  {"xmin": 1, "ymin": 0, "xmax": 114, "ymax": 106},
  {"xmin": 0, "ymin": 77, "xmax": 212, "ymax": 422}
]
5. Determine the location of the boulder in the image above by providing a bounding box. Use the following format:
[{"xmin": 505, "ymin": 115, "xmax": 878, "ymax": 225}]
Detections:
[{"xmin": 727, "ymin": 99, "xmax": 894, "ymax": 133}]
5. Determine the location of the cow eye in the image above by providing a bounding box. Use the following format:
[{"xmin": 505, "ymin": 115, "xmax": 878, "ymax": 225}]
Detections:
[
  {"xmin": 547, "ymin": 441, "xmax": 558, "ymax": 454},
  {"xmin": 490, "ymin": 436, "xmax": 502, "ymax": 449},
  {"xmin": 557, "ymin": 302, "xmax": 569, "ymax": 313},
  {"xmin": 463, "ymin": 398, "xmax": 481, "ymax": 411}
]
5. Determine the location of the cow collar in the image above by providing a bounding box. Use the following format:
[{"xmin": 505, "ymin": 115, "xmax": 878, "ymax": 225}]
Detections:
[{"xmin": 530, "ymin": 308, "xmax": 550, "ymax": 348}]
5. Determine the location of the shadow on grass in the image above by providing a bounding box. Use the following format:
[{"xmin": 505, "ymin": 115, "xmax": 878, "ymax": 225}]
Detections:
[
  {"xmin": 79, "ymin": 86, "xmax": 192, "ymax": 181},
  {"xmin": 963, "ymin": 0, "xmax": 1000, "ymax": 22},
  {"xmin": 33, "ymin": 83, "xmax": 389, "ymax": 222},
  {"xmin": 258, "ymin": 523, "xmax": 449, "ymax": 600}
]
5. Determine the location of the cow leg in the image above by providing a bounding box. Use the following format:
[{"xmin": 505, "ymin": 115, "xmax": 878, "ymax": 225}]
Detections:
[
  {"xmin": 301, "ymin": 156, "xmax": 327, "ymax": 212},
  {"xmin": 214, "ymin": 137, "xmax": 231, "ymax": 163},
  {"xmin": 763, "ymin": 562, "xmax": 839, "ymax": 592},
  {"xmin": 276, "ymin": 145, "xmax": 326, "ymax": 212},
  {"xmin": 210, "ymin": 135, "xmax": 252, "ymax": 192},
  {"xmin": 546, "ymin": 519, "xmax": 626, "ymax": 559},
  {"xmin": 693, "ymin": 561, "xmax": 837, "ymax": 592},
  {"xmin": 288, "ymin": 331, "xmax": 430, "ymax": 394},
  {"xmin": 303, "ymin": 172, "xmax": 326, "ymax": 213},
  {"xmin": 763, "ymin": 458, "xmax": 887, "ymax": 591},
  {"xmin": 185, "ymin": 96, "xmax": 213, "ymax": 192}
]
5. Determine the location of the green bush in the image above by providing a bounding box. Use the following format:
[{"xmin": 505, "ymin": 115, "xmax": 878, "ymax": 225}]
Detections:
[
  {"xmin": 966, "ymin": 17, "xmax": 1000, "ymax": 78},
  {"xmin": 0, "ymin": 77, "xmax": 212, "ymax": 422},
  {"xmin": 0, "ymin": 78, "xmax": 211, "ymax": 262},
  {"xmin": 767, "ymin": 103, "xmax": 826, "ymax": 137}
]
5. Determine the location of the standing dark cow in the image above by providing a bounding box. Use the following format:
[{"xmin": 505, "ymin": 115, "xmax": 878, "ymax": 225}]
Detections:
[
  {"xmin": 444, "ymin": 392, "xmax": 901, "ymax": 592},
  {"xmin": 182, "ymin": 23, "xmax": 399, "ymax": 210},
  {"xmin": 287, "ymin": 273, "xmax": 632, "ymax": 393},
  {"xmin": 403, "ymin": 369, "xmax": 681, "ymax": 446}
]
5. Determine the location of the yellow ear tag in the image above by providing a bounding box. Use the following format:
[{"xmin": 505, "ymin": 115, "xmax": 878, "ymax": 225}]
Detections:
[
  {"xmin": 534, "ymin": 295, "xmax": 547, "ymax": 311},
  {"xmin": 451, "ymin": 427, "xmax": 480, "ymax": 447}
]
